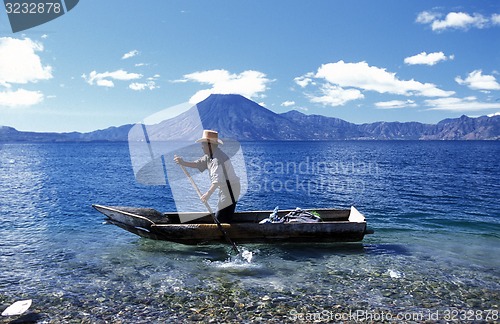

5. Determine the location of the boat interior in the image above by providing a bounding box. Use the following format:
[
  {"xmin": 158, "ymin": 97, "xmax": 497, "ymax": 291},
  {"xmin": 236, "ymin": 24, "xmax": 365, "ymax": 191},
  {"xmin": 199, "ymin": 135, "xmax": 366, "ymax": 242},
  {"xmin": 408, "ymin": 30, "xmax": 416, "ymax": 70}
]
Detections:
[{"xmin": 106, "ymin": 206, "xmax": 352, "ymax": 224}]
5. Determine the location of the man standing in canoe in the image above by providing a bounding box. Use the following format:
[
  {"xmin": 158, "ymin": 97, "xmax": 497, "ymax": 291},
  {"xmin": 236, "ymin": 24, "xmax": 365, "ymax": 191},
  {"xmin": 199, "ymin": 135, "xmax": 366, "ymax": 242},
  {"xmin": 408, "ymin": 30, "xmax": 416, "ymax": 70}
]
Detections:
[{"xmin": 174, "ymin": 130, "xmax": 241, "ymax": 223}]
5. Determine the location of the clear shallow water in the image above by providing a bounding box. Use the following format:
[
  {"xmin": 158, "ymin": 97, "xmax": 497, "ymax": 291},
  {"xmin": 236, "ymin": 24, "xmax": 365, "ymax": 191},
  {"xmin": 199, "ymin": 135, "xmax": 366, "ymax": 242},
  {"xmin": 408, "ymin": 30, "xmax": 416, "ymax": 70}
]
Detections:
[{"xmin": 0, "ymin": 141, "xmax": 499, "ymax": 323}]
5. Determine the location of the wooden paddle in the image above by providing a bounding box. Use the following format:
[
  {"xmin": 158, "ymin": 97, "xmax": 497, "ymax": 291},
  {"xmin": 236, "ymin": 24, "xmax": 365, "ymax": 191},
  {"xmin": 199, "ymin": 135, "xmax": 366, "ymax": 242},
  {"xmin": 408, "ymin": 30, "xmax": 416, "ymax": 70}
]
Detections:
[{"xmin": 178, "ymin": 164, "xmax": 240, "ymax": 254}]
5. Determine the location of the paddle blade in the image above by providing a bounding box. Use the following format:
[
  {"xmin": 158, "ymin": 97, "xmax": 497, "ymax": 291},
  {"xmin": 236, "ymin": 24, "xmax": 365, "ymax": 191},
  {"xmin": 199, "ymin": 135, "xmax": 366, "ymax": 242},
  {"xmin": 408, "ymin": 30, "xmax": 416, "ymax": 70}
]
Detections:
[{"xmin": 2, "ymin": 299, "xmax": 32, "ymax": 316}]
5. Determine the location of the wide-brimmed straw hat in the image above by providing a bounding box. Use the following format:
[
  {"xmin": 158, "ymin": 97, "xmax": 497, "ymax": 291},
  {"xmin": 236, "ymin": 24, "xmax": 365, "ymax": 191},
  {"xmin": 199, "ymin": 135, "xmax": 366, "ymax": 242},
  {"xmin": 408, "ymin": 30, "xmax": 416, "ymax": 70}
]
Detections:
[{"xmin": 195, "ymin": 130, "xmax": 223, "ymax": 144}]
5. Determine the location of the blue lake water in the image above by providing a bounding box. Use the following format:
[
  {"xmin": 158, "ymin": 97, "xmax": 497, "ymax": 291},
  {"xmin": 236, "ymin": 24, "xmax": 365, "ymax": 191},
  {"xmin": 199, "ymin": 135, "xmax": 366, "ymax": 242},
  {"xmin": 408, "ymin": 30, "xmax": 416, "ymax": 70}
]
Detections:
[{"xmin": 0, "ymin": 141, "xmax": 499, "ymax": 323}]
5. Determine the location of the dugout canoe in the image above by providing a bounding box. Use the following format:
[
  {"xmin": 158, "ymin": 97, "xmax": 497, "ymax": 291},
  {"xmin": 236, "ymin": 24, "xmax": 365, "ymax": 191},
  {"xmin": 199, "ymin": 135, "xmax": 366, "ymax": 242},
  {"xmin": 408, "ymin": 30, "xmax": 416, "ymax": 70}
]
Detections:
[{"xmin": 92, "ymin": 204, "xmax": 373, "ymax": 244}]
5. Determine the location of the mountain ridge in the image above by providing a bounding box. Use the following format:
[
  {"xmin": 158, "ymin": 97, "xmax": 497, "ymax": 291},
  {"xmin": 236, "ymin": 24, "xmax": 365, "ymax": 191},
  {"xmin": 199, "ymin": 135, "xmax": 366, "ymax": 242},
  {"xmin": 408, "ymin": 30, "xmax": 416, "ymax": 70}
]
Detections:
[{"xmin": 1, "ymin": 94, "xmax": 499, "ymax": 142}]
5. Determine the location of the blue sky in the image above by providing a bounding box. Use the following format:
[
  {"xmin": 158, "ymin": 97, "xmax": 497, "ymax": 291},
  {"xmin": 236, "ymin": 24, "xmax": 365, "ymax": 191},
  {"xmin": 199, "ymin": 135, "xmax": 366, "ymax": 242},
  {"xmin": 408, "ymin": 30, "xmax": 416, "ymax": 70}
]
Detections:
[{"xmin": 0, "ymin": 0, "xmax": 499, "ymax": 132}]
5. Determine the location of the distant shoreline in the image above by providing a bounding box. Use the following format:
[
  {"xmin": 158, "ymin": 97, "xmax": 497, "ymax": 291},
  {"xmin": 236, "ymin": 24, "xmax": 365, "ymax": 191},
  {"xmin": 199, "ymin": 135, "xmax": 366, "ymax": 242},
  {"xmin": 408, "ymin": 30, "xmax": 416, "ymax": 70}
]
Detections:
[{"xmin": 1, "ymin": 94, "xmax": 499, "ymax": 141}]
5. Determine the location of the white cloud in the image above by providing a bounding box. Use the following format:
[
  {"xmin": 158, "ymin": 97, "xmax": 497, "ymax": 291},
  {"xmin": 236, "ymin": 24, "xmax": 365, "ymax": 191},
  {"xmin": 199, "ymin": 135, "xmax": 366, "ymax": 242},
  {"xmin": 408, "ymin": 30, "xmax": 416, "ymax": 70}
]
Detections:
[
  {"xmin": 375, "ymin": 100, "xmax": 417, "ymax": 109},
  {"xmin": 0, "ymin": 89, "xmax": 44, "ymax": 107},
  {"xmin": 434, "ymin": 12, "xmax": 488, "ymax": 31},
  {"xmin": 96, "ymin": 79, "xmax": 114, "ymax": 87},
  {"xmin": 122, "ymin": 50, "xmax": 139, "ymax": 60},
  {"xmin": 404, "ymin": 51, "xmax": 453, "ymax": 66},
  {"xmin": 313, "ymin": 60, "xmax": 453, "ymax": 97},
  {"xmin": 294, "ymin": 73, "xmax": 315, "ymax": 88},
  {"xmin": 82, "ymin": 69, "xmax": 143, "ymax": 88},
  {"xmin": 455, "ymin": 70, "xmax": 500, "ymax": 91},
  {"xmin": 184, "ymin": 70, "xmax": 226, "ymax": 83},
  {"xmin": 308, "ymin": 84, "xmax": 364, "ymax": 107},
  {"xmin": 295, "ymin": 60, "xmax": 454, "ymax": 107},
  {"xmin": 180, "ymin": 69, "xmax": 272, "ymax": 104},
  {"xmin": 417, "ymin": 11, "xmax": 493, "ymax": 31},
  {"xmin": 129, "ymin": 81, "xmax": 159, "ymax": 91},
  {"xmin": 416, "ymin": 11, "xmax": 441, "ymax": 24},
  {"xmin": 0, "ymin": 37, "xmax": 52, "ymax": 88},
  {"xmin": 487, "ymin": 112, "xmax": 500, "ymax": 117},
  {"xmin": 129, "ymin": 83, "xmax": 145, "ymax": 91},
  {"xmin": 281, "ymin": 100, "xmax": 295, "ymax": 107},
  {"xmin": 492, "ymin": 14, "xmax": 500, "ymax": 25},
  {"xmin": 171, "ymin": 78, "xmax": 188, "ymax": 84},
  {"xmin": 425, "ymin": 97, "xmax": 500, "ymax": 111},
  {"xmin": 188, "ymin": 89, "xmax": 213, "ymax": 104}
]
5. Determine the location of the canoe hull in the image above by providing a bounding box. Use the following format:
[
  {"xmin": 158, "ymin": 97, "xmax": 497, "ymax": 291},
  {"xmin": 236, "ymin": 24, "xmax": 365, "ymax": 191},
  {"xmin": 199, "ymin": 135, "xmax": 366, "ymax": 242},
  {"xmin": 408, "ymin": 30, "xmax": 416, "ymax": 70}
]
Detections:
[
  {"xmin": 93, "ymin": 204, "xmax": 371, "ymax": 244},
  {"xmin": 151, "ymin": 222, "xmax": 367, "ymax": 244}
]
